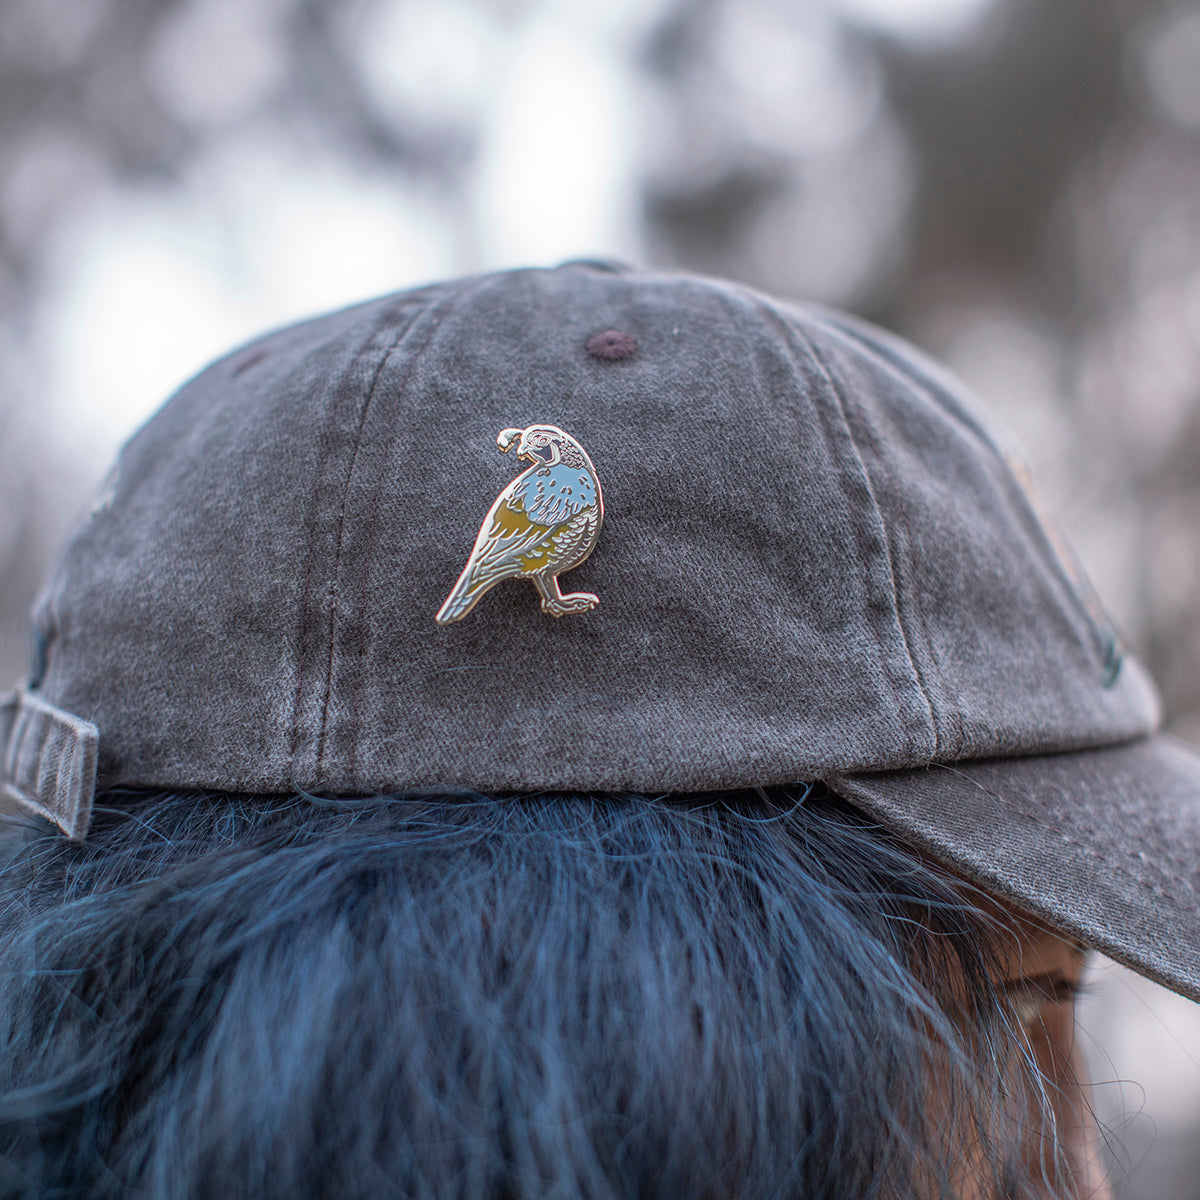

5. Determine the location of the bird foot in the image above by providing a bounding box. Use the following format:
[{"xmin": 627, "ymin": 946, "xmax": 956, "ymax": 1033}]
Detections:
[{"xmin": 540, "ymin": 591, "xmax": 599, "ymax": 617}]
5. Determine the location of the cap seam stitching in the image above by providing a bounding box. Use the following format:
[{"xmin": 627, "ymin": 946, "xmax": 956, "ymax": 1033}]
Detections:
[
  {"xmin": 341, "ymin": 281, "xmax": 481, "ymax": 781},
  {"xmin": 312, "ymin": 310, "xmax": 440, "ymax": 777},
  {"xmin": 742, "ymin": 295, "xmax": 924, "ymax": 762},
  {"xmin": 787, "ymin": 316, "xmax": 938, "ymax": 761},
  {"xmin": 895, "ymin": 512, "xmax": 967, "ymax": 759},
  {"xmin": 811, "ymin": 308, "xmax": 1119, "ymax": 689},
  {"xmin": 288, "ymin": 308, "xmax": 417, "ymax": 774},
  {"xmin": 803, "ymin": 308, "xmax": 1008, "ymax": 460}
]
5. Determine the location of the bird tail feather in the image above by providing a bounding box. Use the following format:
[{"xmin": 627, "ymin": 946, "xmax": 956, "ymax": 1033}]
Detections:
[{"xmin": 435, "ymin": 567, "xmax": 501, "ymax": 625}]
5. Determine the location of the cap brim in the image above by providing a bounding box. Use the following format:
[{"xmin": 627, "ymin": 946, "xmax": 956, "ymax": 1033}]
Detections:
[{"xmin": 831, "ymin": 733, "xmax": 1200, "ymax": 1003}]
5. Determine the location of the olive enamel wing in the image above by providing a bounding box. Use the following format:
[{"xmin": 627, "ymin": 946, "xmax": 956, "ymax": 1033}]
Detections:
[{"xmin": 435, "ymin": 425, "xmax": 604, "ymax": 625}]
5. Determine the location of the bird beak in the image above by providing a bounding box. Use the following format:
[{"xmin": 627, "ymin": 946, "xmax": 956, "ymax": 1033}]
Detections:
[{"xmin": 497, "ymin": 427, "xmax": 523, "ymax": 453}]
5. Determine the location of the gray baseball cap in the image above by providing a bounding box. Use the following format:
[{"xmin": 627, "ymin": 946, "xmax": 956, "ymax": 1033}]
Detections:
[{"xmin": 2, "ymin": 261, "xmax": 1197, "ymax": 1000}]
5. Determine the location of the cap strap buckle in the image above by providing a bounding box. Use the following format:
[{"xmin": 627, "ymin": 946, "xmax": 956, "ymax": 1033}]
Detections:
[{"xmin": 0, "ymin": 689, "xmax": 98, "ymax": 841}]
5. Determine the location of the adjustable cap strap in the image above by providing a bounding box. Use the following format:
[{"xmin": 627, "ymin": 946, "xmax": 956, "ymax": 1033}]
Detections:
[{"xmin": 0, "ymin": 689, "xmax": 98, "ymax": 841}]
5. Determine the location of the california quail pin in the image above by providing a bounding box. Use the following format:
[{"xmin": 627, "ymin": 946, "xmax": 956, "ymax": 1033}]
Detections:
[{"xmin": 435, "ymin": 425, "xmax": 604, "ymax": 625}]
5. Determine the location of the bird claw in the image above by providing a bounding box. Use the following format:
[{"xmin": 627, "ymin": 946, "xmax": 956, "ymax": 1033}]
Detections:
[{"xmin": 540, "ymin": 592, "xmax": 599, "ymax": 617}]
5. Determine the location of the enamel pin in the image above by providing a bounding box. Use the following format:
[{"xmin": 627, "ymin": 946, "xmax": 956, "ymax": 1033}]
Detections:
[{"xmin": 435, "ymin": 425, "xmax": 604, "ymax": 625}]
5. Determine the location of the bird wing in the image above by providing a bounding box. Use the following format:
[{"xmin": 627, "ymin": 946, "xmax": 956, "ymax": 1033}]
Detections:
[
  {"xmin": 542, "ymin": 507, "xmax": 600, "ymax": 572},
  {"xmin": 456, "ymin": 485, "xmax": 556, "ymax": 592}
]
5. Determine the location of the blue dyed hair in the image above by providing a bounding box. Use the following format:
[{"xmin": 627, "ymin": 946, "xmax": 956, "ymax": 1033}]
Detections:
[{"xmin": 0, "ymin": 786, "xmax": 1066, "ymax": 1198}]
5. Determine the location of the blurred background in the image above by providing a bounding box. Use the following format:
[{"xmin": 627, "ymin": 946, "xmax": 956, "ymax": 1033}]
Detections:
[{"xmin": 0, "ymin": 0, "xmax": 1198, "ymax": 1192}]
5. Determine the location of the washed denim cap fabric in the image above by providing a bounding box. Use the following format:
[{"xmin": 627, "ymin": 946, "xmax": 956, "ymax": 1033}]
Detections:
[{"xmin": 2, "ymin": 261, "xmax": 1198, "ymax": 1001}]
